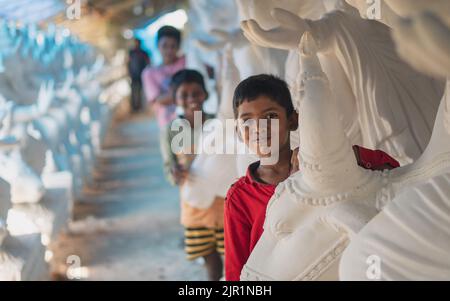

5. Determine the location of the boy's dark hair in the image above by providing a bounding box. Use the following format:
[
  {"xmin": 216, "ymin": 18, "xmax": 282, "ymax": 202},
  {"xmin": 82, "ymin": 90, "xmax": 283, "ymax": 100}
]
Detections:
[
  {"xmin": 233, "ymin": 74, "xmax": 294, "ymax": 118},
  {"xmin": 157, "ymin": 25, "xmax": 181, "ymax": 45},
  {"xmin": 170, "ymin": 69, "xmax": 208, "ymax": 99}
]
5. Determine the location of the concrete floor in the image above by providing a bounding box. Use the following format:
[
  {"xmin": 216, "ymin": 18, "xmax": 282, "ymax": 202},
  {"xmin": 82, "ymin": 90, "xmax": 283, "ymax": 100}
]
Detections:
[{"xmin": 50, "ymin": 108, "xmax": 207, "ymax": 280}]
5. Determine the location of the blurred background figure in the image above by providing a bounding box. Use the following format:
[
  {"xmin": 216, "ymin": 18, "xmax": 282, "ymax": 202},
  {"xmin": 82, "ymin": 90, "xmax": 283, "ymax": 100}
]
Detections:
[
  {"xmin": 128, "ymin": 38, "xmax": 150, "ymax": 113},
  {"xmin": 142, "ymin": 25, "xmax": 185, "ymax": 129}
]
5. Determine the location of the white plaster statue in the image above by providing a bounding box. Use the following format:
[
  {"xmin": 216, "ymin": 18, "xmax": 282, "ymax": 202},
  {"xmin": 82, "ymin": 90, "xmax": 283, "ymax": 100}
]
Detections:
[
  {"xmin": 0, "ymin": 19, "xmax": 105, "ymax": 279},
  {"xmin": 239, "ymin": 0, "xmax": 450, "ymax": 281},
  {"xmin": 340, "ymin": 80, "xmax": 450, "ymax": 280},
  {"xmin": 0, "ymin": 176, "xmax": 11, "ymax": 245},
  {"xmin": 383, "ymin": 0, "xmax": 450, "ymax": 79},
  {"xmin": 218, "ymin": 45, "xmax": 241, "ymax": 121},
  {"xmin": 0, "ymin": 137, "xmax": 16, "ymax": 237},
  {"xmin": 190, "ymin": 0, "xmax": 288, "ymax": 95},
  {"xmin": 0, "ymin": 173, "xmax": 23, "ymax": 281},
  {"xmin": 339, "ymin": 3, "xmax": 450, "ymax": 280},
  {"xmin": 180, "ymin": 2, "xmax": 243, "ymax": 207},
  {"xmin": 344, "ymin": 0, "xmax": 399, "ymax": 28},
  {"xmin": 3, "ymin": 22, "xmax": 101, "ymax": 191},
  {"xmin": 0, "ymin": 23, "xmax": 59, "ymax": 168},
  {"xmin": 342, "ymin": 0, "xmax": 450, "ymax": 79},
  {"xmin": 0, "ymin": 84, "xmax": 54, "ymax": 204},
  {"xmin": 241, "ymin": 0, "xmax": 445, "ymax": 165},
  {"xmin": 197, "ymin": 0, "xmax": 240, "ymax": 31},
  {"xmin": 236, "ymin": 0, "xmax": 330, "ymax": 91},
  {"xmin": 382, "ymin": 0, "xmax": 450, "ymax": 28},
  {"xmin": 0, "ymin": 109, "xmax": 49, "ymax": 279},
  {"xmin": 236, "ymin": 0, "xmax": 337, "ymax": 150},
  {"xmin": 0, "ymin": 24, "xmax": 53, "ymax": 100},
  {"xmin": 241, "ymin": 33, "xmax": 387, "ymax": 280}
]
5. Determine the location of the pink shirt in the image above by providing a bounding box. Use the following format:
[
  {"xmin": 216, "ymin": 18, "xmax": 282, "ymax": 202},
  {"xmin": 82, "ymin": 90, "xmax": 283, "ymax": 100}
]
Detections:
[{"xmin": 142, "ymin": 56, "xmax": 186, "ymax": 128}]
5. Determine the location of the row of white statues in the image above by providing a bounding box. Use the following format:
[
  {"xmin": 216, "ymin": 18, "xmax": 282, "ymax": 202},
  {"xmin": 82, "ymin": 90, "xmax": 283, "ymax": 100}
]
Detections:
[
  {"xmin": 182, "ymin": 0, "xmax": 450, "ymax": 280},
  {"xmin": 2, "ymin": 0, "xmax": 448, "ymax": 281},
  {"xmin": 0, "ymin": 19, "xmax": 115, "ymax": 280}
]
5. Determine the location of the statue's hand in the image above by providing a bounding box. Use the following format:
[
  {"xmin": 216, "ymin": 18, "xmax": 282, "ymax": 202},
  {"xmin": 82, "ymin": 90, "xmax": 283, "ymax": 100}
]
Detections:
[
  {"xmin": 196, "ymin": 38, "xmax": 224, "ymax": 52},
  {"xmin": 196, "ymin": 29, "xmax": 247, "ymax": 51},
  {"xmin": 212, "ymin": 29, "xmax": 248, "ymax": 49},
  {"xmin": 241, "ymin": 8, "xmax": 310, "ymax": 50}
]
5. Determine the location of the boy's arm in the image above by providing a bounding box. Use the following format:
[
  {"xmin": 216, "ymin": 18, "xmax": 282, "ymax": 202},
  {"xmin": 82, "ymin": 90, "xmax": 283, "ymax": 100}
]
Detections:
[
  {"xmin": 224, "ymin": 190, "xmax": 251, "ymax": 281},
  {"xmin": 142, "ymin": 69, "xmax": 174, "ymax": 106},
  {"xmin": 155, "ymin": 91, "xmax": 175, "ymax": 106},
  {"xmin": 141, "ymin": 69, "xmax": 160, "ymax": 104},
  {"xmin": 161, "ymin": 126, "xmax": 177, "ymax": 186}
]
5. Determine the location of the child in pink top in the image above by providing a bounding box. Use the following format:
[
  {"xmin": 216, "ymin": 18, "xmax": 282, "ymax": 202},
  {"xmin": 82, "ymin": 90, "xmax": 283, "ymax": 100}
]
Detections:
[{"xmin": 142, "ymin": 26, "xmax": 186, "ymax": 128}]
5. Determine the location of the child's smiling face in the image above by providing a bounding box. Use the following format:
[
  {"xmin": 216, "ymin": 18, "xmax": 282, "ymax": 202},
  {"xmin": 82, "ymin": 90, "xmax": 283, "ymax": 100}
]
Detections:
[
  {"xmin": 175, "ymin": 82, "xmax": 207, "ymax": 113},
  {"xmin": 237, "ymin": 95, "xmax": 297, "ymax": 158}
]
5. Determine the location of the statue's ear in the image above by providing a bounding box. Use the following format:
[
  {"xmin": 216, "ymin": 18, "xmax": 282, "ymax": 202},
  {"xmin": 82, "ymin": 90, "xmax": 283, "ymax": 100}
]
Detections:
[{"xmin": 289, "ymin": 111, "xmax": 299, "ymax": 131}]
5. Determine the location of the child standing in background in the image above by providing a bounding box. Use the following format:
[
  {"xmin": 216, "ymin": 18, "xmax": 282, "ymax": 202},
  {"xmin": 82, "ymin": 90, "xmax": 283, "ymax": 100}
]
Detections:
[
  {"xmin": 142, "ymin": 25, "xmax": 186, "ymax": 129},
  {"xmin": 128, "ymin": 38, "xmax": 150, "ymax": 113},
  {"xmin": 162, "ymin": 69, "xmax": 224, "ymax": 281}
]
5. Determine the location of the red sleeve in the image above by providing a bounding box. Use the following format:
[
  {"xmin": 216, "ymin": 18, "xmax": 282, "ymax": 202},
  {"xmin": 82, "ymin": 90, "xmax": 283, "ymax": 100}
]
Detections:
[
  {"xmin": 353, "ymin": 145, "xmax": 400, "ymax": 170},
  {"xmin": 224, "ymin": 186, "xmax": 251, "ymax": 281}
]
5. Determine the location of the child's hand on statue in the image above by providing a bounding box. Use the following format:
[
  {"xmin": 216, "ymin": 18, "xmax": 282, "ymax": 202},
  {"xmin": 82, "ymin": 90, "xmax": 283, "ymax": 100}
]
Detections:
[{"xmin": 171, "ymin": 164, "xmax": 189, "ymax": 186}]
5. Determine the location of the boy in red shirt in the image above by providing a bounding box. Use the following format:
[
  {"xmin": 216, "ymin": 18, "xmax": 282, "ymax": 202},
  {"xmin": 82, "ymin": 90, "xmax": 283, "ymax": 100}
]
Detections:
[{"xmin": 224, "ymin": 74, "xmax": 400, "ymax": 281}]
